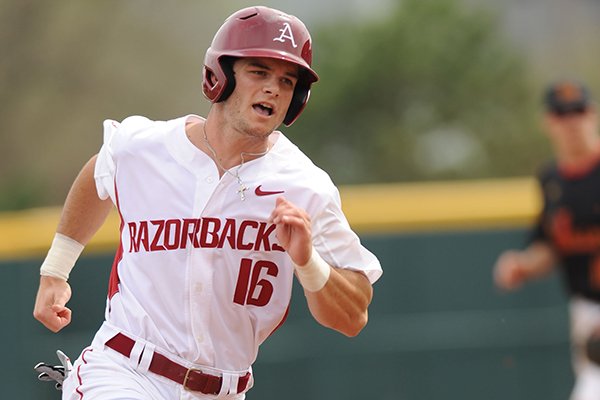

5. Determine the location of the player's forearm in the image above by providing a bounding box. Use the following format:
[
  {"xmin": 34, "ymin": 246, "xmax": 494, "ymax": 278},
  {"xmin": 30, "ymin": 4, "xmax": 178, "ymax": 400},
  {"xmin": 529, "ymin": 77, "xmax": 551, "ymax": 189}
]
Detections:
[
  {"xmin": 56, "ymin": 155, "xmax": 112, "ymax": 245},
  {"xmin": 519, "ymin": 241, "xmax": 557, "ymax": 279},
  {"xmin": 304, "ymin": 268, "xmax": 373, "ymax": 337}
]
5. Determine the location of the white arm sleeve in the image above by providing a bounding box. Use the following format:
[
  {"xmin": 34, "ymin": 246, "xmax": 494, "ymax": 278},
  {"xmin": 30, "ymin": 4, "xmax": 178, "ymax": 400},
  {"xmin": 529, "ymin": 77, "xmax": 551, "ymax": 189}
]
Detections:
[
  {"xmin": 312, "ymin": 187, "xmax": 383, "ymax": 284},
  {"xmin": 94, "ymin": 119, "xmax": 120, "ymax": 202}
]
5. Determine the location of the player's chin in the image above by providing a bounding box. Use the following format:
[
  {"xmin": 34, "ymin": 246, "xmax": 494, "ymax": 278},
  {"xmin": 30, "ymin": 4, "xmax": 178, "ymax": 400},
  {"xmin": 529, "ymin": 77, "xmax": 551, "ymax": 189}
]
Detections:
[{"xmin": 250, "ymin": 117, "xmax": 284, "ymax": 137}]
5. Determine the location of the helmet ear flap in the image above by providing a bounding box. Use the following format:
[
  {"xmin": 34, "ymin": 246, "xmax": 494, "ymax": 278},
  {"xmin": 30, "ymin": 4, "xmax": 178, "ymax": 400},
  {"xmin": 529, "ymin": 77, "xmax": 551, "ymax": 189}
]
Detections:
[
  {"xmin": 284, "ymin": 68, "xmax": 314, "ymax": 126},
  {"xmin": 202, "ymin": 56, "xmax": 237, "ymax": 103},
  {"xmin": 284, "ymin": 84, "xmax": 309, "ymax": 126},
  {"xmin": 215, "ymin": 57, "xmax": 236, "ymax": 103},
  {"xmin": 203, "ymin": 69, "xmax": 219, "ymax": 94}
]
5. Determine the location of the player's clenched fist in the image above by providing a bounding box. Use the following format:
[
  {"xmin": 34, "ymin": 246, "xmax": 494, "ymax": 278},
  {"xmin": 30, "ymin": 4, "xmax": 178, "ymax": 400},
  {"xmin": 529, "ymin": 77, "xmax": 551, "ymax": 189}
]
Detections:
[
  {"xmin": 269, "ymin": 197, "xmax": 312, "ymax": 266},
  {"xmin": 493, "ymin": 250, "xmax": 527, "ymax": 290},
  {"xmin": 33, "ymin": 276, "xmax": 72, "ymax": 333}
]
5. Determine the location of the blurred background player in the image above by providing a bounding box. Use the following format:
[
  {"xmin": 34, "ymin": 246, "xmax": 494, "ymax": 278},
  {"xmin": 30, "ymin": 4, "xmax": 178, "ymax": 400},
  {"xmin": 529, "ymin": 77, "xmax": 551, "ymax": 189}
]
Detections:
[
  {"xmin": 32, "ymin": 6, "xmax": 382, "ymax": 399},
  {"xmin": 493, "ymin": 80, "xmax": 600, "ymax": 400}
]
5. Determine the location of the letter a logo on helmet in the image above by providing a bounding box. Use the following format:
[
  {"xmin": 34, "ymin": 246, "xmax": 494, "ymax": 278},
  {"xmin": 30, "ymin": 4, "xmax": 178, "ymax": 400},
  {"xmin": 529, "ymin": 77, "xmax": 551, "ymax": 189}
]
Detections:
[
  {"xmin": 273, "ymin": 23, "xmax": 298, "ymax": 48},
  {"xmin": 202, "ymin": 6, "xmax": 319, "ymax": 126}
]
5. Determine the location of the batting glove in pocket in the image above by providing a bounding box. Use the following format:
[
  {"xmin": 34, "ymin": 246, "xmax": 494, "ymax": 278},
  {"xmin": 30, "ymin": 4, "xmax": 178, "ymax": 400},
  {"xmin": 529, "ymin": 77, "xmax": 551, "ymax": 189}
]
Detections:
[{"xmin": 33, "ymin": 350, "xmax": 73, "ymax": 390}]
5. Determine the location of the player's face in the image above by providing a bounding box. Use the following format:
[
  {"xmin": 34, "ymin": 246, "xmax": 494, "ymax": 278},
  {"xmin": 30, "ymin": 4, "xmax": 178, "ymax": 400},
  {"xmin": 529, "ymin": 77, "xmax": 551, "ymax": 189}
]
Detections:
[
  {"xmin": 223, "ymin": 57, "xmax": 299, "ymax": 138},
  {"xmin": 545, "ymin": 108, "xmax": 599, "ymax": 151}
]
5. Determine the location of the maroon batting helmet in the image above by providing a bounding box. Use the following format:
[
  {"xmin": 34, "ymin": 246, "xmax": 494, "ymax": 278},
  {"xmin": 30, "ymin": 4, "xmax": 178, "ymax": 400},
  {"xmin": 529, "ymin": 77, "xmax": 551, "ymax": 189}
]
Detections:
[{"xmin": 202, "ymin": 6, "xmax": 319, "ymax": 126}]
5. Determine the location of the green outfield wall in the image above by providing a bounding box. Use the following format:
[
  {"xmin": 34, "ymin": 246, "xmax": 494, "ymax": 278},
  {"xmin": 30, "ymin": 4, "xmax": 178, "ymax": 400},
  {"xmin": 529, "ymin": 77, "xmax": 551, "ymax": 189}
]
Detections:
[{"xmin": 2, "ymin": 178, "xmax": 572, "ymax": 400}]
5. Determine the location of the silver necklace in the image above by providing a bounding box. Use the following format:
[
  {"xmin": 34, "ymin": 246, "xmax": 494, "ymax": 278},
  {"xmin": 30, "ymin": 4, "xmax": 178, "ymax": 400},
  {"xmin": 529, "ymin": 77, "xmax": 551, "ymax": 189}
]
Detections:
[{"xmin": 202, "ymin": 124, "xmax": 270, "ymax": 201}]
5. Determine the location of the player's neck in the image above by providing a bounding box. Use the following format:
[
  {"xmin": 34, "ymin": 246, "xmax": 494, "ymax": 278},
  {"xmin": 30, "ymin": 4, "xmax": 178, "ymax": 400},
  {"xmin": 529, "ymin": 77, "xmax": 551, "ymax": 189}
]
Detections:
[{"xmin": 186, "ymin": 119, "xmax": 270, "ymax": 172}]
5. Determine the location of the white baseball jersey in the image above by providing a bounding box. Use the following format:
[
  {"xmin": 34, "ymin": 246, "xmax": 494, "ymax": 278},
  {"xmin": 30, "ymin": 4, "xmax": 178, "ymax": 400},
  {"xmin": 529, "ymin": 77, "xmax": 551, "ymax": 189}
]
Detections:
[{"xmin": 93, "ymin": 114, "xmax": 382, "ymax": 374}]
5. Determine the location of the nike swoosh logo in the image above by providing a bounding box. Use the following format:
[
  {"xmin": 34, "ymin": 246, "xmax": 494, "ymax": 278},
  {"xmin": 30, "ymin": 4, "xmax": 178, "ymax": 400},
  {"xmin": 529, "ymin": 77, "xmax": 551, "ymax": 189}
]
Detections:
[{"xmin": 255, "ymin": 185, "xmax": 285, "ymax": 196}]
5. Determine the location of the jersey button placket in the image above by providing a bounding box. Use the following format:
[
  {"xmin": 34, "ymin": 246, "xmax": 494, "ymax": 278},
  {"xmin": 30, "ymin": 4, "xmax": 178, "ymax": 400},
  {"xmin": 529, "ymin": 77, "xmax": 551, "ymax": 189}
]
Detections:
[
  {"xmin": 192, "ymin": 162, "xmax": 218, "ymax": 213},
  {"xmin": 189, "ymin": 170, "xmax": 218, "ymax": 360}
]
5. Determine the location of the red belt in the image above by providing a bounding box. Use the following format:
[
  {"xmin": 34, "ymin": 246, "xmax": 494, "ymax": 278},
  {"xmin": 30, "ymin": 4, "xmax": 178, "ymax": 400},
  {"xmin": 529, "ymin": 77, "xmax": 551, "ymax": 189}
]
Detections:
[{"xmin": 105, "ymin": 333, "xmax": 250, "ymax": 395}]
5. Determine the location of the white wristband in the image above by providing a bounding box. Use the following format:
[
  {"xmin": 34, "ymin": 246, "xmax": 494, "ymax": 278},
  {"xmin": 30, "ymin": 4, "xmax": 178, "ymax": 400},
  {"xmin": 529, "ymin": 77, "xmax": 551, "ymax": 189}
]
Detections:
[
  {"xmin": 40, "ymin": 233, "xmax": 84, "ymax": 281},
  {"xmin": 293, "ymin": 247, "xmax": 331, "ymax": 292}
]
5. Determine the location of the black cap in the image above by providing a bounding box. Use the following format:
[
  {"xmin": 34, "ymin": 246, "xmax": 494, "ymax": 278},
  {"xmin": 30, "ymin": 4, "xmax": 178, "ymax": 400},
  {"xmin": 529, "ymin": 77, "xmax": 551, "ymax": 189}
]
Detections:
[{"xmin": 544, "ymin": 80, "xmax": 591, "ymax": 115}]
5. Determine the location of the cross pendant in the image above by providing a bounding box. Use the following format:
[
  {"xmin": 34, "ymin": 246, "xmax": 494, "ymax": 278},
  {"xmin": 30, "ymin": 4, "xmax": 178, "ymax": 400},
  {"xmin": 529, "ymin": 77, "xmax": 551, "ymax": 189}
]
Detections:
[{"xmin": 238, "ymin": 184, "xmax": 248, "ymax": 201}]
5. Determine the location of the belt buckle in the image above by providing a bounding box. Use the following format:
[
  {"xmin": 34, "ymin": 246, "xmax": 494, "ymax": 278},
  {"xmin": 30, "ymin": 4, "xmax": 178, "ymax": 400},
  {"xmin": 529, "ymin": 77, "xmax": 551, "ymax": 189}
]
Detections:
[
  {"xmin": 183, "ymin": 367, "xmax": 201, "ymax": 392},
  {"xmin": 183, "ymin": 368, "xmax": 221, "ymax": 395}
]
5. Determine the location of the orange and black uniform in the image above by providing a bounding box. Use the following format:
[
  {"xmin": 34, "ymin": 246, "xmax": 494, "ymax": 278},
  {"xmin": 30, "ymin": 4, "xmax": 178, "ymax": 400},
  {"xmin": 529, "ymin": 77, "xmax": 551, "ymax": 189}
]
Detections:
[{"xmin": 531, "ymin": 155, "xmax": 600, "ymax": 302}]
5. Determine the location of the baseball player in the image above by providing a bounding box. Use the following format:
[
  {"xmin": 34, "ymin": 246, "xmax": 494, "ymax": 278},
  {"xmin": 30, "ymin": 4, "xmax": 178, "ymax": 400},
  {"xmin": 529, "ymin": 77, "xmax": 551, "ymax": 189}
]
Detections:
[
  {"xmin": 32, "ymin": 6, "xmax": 382, "ymax": 399},
  {"xmin": 493, "ymin": 80, "xmax": 600, "ymax": 400}
]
